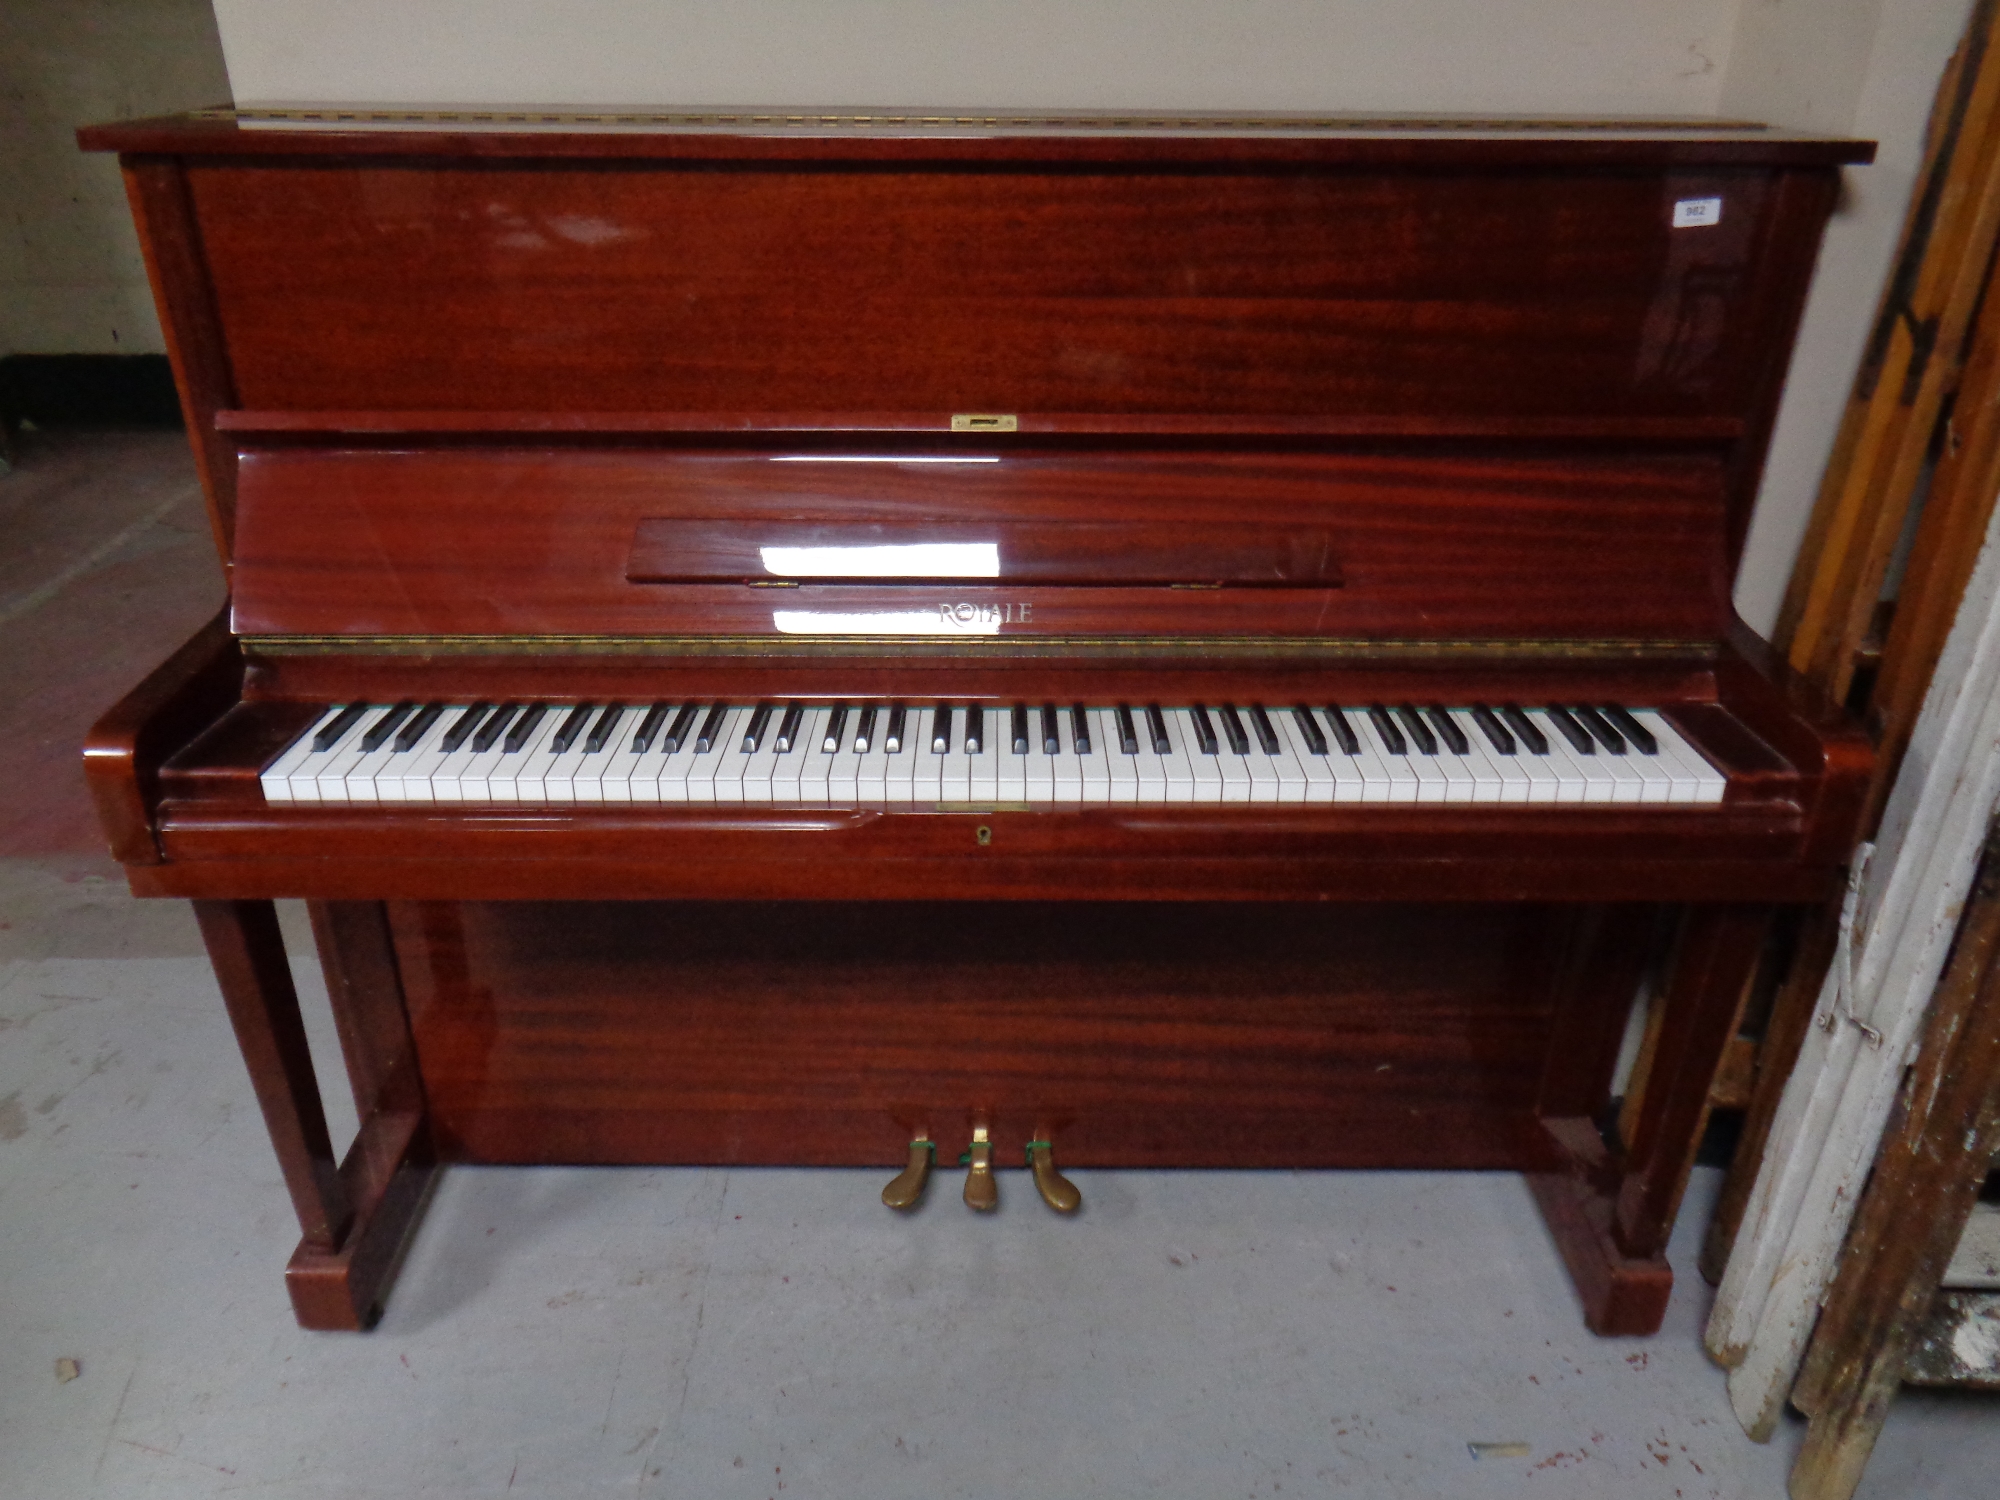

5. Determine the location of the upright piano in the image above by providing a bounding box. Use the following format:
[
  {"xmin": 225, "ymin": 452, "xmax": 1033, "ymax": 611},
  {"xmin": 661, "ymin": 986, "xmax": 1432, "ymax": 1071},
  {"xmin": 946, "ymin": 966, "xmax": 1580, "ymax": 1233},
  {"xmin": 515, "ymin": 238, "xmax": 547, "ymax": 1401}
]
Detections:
[{"xmin": 78, "ymin": 108, "xmax": 1874, "ymax": 1334}]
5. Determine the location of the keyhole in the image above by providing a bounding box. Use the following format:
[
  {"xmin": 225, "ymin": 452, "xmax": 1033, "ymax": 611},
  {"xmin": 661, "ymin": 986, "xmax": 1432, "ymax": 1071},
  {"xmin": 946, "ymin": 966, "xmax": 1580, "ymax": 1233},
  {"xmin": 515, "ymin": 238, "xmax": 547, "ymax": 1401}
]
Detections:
[{"xmin": 976, "ymin": 825, "xmax": 992, "ymax": 846}]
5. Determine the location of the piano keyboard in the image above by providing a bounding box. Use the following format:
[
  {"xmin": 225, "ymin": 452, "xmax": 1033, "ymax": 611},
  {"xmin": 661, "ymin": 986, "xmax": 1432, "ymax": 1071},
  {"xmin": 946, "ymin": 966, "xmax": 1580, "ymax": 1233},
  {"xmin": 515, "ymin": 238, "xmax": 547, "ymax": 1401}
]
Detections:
[{"xmin": 260, "ymin": 700, "xmax": 1727, "ymax": 806}]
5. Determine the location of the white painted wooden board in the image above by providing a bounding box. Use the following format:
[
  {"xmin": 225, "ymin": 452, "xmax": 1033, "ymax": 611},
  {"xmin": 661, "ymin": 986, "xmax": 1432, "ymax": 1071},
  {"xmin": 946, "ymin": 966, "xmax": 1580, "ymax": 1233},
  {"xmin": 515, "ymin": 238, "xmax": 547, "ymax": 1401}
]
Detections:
[
  {"xmin": 1944, "ymin": 1201, "xmax": 2000, "ymax": 1290},
  {"xmin": 1706, "ymin": 498, "xmax": 2000, "ymax": 1438}
]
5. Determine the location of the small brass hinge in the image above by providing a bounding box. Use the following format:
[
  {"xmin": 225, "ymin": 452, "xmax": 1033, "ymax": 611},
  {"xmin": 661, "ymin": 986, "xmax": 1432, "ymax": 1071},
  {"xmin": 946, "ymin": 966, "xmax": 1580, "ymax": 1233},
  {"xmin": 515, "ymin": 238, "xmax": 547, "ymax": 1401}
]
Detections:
[{"xmin": 951, "ymin": 413, "xmax": 1017, "ymax": 432}]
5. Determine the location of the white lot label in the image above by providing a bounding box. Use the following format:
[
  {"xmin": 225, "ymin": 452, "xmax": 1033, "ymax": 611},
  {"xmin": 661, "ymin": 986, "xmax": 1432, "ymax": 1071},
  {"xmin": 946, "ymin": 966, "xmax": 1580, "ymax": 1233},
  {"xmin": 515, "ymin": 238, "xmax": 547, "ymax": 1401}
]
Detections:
[{"xmin": 1672, "ymin": 196, "xmax": 1724, "ymax": 228}]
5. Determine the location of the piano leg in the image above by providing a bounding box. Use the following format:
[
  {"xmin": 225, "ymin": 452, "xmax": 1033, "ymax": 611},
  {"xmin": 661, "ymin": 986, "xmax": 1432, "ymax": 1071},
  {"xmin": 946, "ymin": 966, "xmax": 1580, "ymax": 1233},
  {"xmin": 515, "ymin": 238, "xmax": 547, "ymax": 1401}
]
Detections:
[
  {"xmin": 1529, "ymin": 903, "xmax": 1770, "ymax": 1335},
  {"xmin": 192, "ymin": 898, "xmax": 438, "ymax": 1330}
]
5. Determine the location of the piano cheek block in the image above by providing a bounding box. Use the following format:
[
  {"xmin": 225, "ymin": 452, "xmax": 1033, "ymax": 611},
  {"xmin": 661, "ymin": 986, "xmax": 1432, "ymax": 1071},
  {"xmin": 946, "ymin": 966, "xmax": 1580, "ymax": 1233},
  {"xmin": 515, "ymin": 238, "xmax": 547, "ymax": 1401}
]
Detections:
[{"xmin": 79, "ymin": 108, "xmax": 1873, "ymax": 1337}]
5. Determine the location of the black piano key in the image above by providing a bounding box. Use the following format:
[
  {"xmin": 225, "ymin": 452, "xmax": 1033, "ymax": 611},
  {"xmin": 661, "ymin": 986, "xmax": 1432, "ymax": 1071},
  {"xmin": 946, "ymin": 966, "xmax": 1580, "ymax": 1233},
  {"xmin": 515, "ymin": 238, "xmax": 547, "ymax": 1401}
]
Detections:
[
  {"xmin": 1219, "ymin": 704, "xmax": 1250, "ymax": 755},
  {"xmin": 630, "ymin": 702, "xmax": 671, "ymax": 753},
  {"xmin": 1367, "ymin": 704, "xmax": 1407, "ymax": 756},
  {"xmin": 1395, "ymin": 703, "xmax": 1438, "ymax": 755},
  {"xmin": 822, "ymin": 703, "xmax": 849, "ymax": 753},
  {"xmin": 885, "ymin": 704, "xmax": 907, "ymax": 754},
  {"xmin": 1190, "ymin": 705, "xmax": 1219, "ymax": 755},
  {"xmin": 1572, "ymin": 704, "xmax": 1627, "ymax": 754},
  {"xmin": 361, "ymin": 700, "xmax": 417, "ymax": 752},
  {"xmin": 1249, "ymin": 705, "xmax": 1280, "ymax": 755},
  {"xmin": 695, "ymin": 702, "xmax": 730, "ymax": 753},
  {"xmin": 503, "ymin": 702, "xmax": 548, "ymax": 753},
  {"xmin": 1115, "ymin": 704, "xmax": 1140, "ymax": 755},
  {"xmin": 1424, "ymin": 705, "xmax": 1468, "ymax": 755},
  {"xmin": 1070, "ymin": 704, "xmax": 1092, "ymax": 754},
  {"xmin": 1500, "ymin": 702, "xmax": 1548, "ymax": 755},
  {"xmin": 854, "ymin": 704, "xmax": 877, "ymax": 754},
  {"xmin": 1544, "ymin": 704, "xmax": 1595, "ymax": 755},
  {"xmin": 394, "ymin": 701, "xmax": 446, "ymax": 752},
  {"xmin": 1146, "ymin": 703, "xmax": 1172, "ymax": 754},
  {"xmin": 585, "ymin": 703, "xmax": 626, "ymax": 753},
  {"xmin": 1603, "ymin": 703, "xmax": 1658, "ymax": 754},
  {"xmin": 964, "ymin": 707, "xmax": 984, "ymax": 755},
  {"xmin": 1291, "ymin": 706, "xmax": 1327, "ymax": 756},
  {"xmin": 440, "ymin": 701, "xmax": 492, "ymax": 754},
  {"xmin": 775, "ymin": 701, "xmax": 805, "ymax": 754},
  {"xmin": 473, "ymin": 702, "xmax": 521, "ymax": 753},
  {"xmin": 931, "ymin": 703, "xmax": 953, "ymax": 754},
  {"xmin": 1011, "ymin": 702, "xmax": 1030, "ymax": 755},
  {"xmin": 551, "ymin": 702, "xmax": 597, "ymax": 754},
  {"xmin": 1041, "ymin": 704, "xmax": 1061, "ymax": 755},
  {"xmin": 662, "ymin": 702, "xmax": 700, "ymax": 754},
  {"xmin": 1470, "ymin": 703, "xmax": 1516, "ymax": 755},
  {"xmin": 1321, "ymin": 706, "xmax": 1360, "ymax": 755},
  {"xmin": 742, "ymin": 701, "xmax": 774, "ymax": 753},
  {"xmin": 312, "ymin": 702, "xmax": 370, "ymax": 753}
]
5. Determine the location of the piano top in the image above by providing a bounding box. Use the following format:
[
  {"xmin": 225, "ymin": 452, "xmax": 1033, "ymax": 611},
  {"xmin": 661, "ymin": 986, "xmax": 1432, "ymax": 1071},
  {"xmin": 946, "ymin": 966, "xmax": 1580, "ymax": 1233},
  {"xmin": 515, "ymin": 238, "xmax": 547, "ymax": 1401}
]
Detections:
[{"xmin": 81, "ymin": 107, "xmax": 1875, "ymax": 165}]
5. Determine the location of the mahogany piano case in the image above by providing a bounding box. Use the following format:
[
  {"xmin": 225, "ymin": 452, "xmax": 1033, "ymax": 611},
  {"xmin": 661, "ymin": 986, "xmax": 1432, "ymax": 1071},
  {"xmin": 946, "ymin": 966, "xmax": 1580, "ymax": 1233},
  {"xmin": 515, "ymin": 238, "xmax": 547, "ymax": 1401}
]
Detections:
[{"xmin": 78, "ymin": 108, "xmax": 1874, "ymax": 1334}]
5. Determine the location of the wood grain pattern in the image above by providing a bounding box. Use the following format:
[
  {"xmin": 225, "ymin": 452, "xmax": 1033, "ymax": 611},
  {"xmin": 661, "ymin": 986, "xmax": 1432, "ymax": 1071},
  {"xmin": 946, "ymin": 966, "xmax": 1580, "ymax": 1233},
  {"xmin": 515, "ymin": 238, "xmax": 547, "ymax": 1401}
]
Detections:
[
  {"xmin": 229, "ymin": 446, "xmax": 1730, "ymax": 643},
  {"xmin": 393, "ymin": 899, "xmax": 1571, "ymax": 1170}
]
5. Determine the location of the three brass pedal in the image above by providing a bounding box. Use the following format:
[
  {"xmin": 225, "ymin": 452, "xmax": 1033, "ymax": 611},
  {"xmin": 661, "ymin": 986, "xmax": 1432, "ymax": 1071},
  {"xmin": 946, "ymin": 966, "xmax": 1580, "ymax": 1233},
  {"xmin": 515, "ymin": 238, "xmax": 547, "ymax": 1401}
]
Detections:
[{"xmin": 881, "ymin": 1129, "xmax": 1080, "ymax": 1214}]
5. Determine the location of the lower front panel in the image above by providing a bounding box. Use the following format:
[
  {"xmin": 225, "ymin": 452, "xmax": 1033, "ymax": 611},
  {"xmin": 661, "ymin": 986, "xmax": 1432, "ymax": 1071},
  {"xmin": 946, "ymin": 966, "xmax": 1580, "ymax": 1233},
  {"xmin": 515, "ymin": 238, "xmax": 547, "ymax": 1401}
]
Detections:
[{"xmin": 391, "ymin": 900, "xmax": 1589, "ymax": 1171}]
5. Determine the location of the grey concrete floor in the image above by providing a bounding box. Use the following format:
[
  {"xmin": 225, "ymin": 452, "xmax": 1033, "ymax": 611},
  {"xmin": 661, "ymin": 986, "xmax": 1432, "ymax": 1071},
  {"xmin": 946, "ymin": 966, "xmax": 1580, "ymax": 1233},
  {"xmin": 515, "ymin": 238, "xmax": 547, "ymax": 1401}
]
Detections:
[{"xmin": 1, "ymin": 428, "xmax": 1995, "ymax": 1498}]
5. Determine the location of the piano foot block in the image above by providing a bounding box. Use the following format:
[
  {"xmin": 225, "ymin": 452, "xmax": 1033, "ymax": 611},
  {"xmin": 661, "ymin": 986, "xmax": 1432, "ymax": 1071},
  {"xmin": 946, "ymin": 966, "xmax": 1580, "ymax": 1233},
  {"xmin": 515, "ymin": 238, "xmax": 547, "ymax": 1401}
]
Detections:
[
  {"xmin": 284, "ymin": 1108, "xmax": 439, "ymax": 1331},
  {"xmin": 1527, "ymin": 1125, "xmax": 1673, "ymax": 1337}
]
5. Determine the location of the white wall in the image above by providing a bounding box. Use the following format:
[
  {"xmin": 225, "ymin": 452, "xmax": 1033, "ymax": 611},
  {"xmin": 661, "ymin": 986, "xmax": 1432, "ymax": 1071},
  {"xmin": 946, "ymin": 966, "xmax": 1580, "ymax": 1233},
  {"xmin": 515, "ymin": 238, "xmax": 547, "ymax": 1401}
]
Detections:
[
  {"xmin": 213, "ymin": 0, "xmax": 1740, "ymax": 116},
  {"xmin": 1724, "ymin": 0, "xmax": 1977, "ymax": 633},
  {"xmin": 0, "ymin": 0, "xmax": 231, "ymax": 356},
  {"xmin": 204, "ymin": 1, "xmax": 1976, "ymax": 630}
]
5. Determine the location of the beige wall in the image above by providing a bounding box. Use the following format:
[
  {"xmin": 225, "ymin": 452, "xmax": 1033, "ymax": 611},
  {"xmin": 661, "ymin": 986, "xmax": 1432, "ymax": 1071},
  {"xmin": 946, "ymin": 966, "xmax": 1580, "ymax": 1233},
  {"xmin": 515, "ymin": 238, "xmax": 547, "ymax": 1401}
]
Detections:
[
  {"xmin": 212, "ymin": 0, "xmax": 1742, "ymax": 116},
  {"xmin": 0, "ymin": 0, "xmax": 231, "ymax": 357}
]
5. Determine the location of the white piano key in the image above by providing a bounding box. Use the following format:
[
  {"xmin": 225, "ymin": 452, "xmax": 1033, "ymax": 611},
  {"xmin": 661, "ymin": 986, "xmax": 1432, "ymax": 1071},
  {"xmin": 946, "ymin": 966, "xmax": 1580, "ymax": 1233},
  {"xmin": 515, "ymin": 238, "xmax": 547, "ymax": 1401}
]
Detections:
[
  {"xmin": 488, "ymin": 709, "xmax": 564, "ymax": 803},
  {"xmin": 1276, "ymin": 710, "xmax": 1335, "ymax": 804},
  {"xmin": 379, "ymin": 705, "xmax": 462, "ymax": 801},
  {"xmin": 1359, "ymin": 714, "xmax": 1419, "ymax": 802},
  {"xmin": 788, "ymin": 707, "xmax": 832, "ymax": 802},
  {"xmin": 311, "ymin": 704, "xmax": 394, "ymax": 803},
  {"xmin": 1080, "ymin": 711, "xmax": 1113, "ymax": 803},
  {"xmin": 885, "ymin": 709, "xmax": 923, "ymax": 805},
  {"xmin": 1527, "ymin": 709, "xmax": 1618, "ymax": 804},
  {"xmin": 967, "ymin": 708, "xmax": 1001, "ymax": 801},
  {"xmin": 940, "ymin": 709, "xmax": 972, "ymax": 801},
  {"xmin": 1098, "ymin": 709, "xmax": 1139, "ymax": 803},
  {"xmin": 856, "ymin": 713, "xmax": 893, "ymax": 802},
  {"xmin": 1132, "ymin": 716, "xmax": 1169, "ymax": 801},
  {"xmin": 1260, "ymin": 712, "xmax": 1307, "ymax": 804},
  {"xmin": 1160, "ymin": 711, "xmax": 1197, "ymax": 802},
  {"xmin": 1319, "ymin": 710, "xmax": 1379, "ymax": 804},
  {"xmin": 710, "ymin": 708, "xmax": 755, "ymax": 802},
  {"xmin": 997, "ymin": 725, "xmax": 1030, "ymax": 801},
  {"xmin": 1185, "ymin": 713, "xmax": 1225, "ymax": 802},
  {"xmin": 261, "ymin": 705, "xmax": 344, "ymax": 803},
  {"xmin": 512, "ymin": 706, "xmax": 581, "ymax": 802},
  {"xmin": 1633, "ymin": 709, "xmax": 1727, "ymax": 804},
  {"xmin": 1025, "ymin": 715, "xmax": 1057, "ymax": 801},
  {"xmin": 1052, "ymin": 712, "xmax": 1085, "ymax": 802},
  {"xmin": 1443, "ymin": 709, "xmax": 1508, "ymax": 804}
]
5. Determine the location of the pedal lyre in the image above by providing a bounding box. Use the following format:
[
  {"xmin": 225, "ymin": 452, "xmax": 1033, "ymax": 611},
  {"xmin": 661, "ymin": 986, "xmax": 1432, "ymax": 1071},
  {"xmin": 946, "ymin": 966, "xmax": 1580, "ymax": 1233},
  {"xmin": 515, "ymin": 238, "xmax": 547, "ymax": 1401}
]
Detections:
[
  {"xmin": 881, "ymin": 1136, "xmax": 934, "ymax": 1210},
  {"xmin": 1027, "ymin": 1140, "xmax": 1081, "ymax": 1213}
]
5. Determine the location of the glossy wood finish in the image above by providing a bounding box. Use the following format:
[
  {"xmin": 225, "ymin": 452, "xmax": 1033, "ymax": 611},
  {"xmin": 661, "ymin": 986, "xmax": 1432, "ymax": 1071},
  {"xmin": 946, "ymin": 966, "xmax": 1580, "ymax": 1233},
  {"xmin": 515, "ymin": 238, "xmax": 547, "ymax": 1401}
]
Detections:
[
  {"xmin": 230, "ymin": 446, "xmax": 1728, "ymax": 643},
  {"xmin": 82, "ymin": 607, "xmax": 239, "ymax": 864},
  {"xmin": 395, "ymin": 900, "xmax": 1570, "ymax": 1169},
  {"xmin": 79, "ymin": 115, "xmax": 1877, "ymax": 1334}
]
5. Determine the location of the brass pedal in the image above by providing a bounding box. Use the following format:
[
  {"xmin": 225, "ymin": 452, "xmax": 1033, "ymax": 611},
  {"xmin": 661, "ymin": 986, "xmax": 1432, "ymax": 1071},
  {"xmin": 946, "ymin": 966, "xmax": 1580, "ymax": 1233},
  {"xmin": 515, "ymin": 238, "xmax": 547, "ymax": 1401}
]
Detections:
[
  {"xmin": 1027, "ymin": 1140, "xmax": 1081, "ymax": 1213},
  {"xmin": 962, "ymin": 1126, "xmax": 998, "ymax": 1212},
  {"xmin": 881, "ymin": 1136, "xmax": 934, "ymax": 1210}
]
